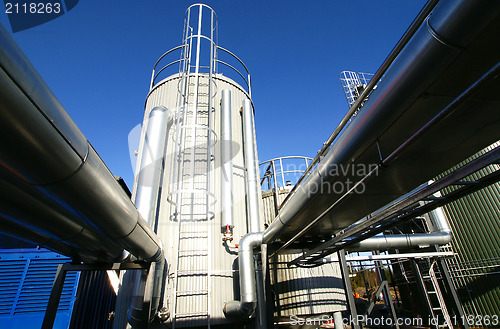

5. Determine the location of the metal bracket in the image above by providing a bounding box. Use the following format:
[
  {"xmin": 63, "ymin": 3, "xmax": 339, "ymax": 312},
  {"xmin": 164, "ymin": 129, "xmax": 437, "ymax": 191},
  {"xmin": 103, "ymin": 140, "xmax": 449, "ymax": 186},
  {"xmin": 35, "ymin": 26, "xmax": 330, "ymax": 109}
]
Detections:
[{"xmin": 41, "ymin": 262, "xmax": 150, "ymax": 329}]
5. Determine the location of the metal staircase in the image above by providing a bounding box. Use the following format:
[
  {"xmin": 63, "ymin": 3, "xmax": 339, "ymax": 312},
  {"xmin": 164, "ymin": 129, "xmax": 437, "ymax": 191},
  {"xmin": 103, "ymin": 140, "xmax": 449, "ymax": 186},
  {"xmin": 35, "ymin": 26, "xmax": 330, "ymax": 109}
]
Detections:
[{"xmin": 415, "ymin": 260, "xmax": 453, "ymax": 329}]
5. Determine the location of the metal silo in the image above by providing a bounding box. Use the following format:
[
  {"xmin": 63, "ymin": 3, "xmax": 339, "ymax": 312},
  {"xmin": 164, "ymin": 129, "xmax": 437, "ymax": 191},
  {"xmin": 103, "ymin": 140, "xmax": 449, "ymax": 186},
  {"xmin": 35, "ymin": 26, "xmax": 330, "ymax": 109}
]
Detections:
[
  {"xmin": 259, "ymin": 157, "xmax": 347, "ymax": 323},
  {"xmin": 118, "ymin": 4, "xmax": 263, "ymax": 328},
  {"xmin": 438, "ymin": 141, "xmax": 500, "ymax": 318}
]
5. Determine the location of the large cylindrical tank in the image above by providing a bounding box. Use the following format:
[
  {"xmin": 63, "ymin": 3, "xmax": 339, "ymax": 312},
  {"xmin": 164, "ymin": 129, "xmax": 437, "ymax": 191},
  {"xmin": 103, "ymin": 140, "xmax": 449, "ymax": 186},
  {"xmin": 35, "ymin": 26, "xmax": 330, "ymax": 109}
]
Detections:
[
  {"xmin": 260, "ymin": 157, "xmax": 347, "ymax": 319},
  {"xmin": 437, "ymin": 141, "xmax": 500, "ymax": 317},
  {"xmin": 134, "ymin": 71, "xmax": 262, "ymax": 327}
]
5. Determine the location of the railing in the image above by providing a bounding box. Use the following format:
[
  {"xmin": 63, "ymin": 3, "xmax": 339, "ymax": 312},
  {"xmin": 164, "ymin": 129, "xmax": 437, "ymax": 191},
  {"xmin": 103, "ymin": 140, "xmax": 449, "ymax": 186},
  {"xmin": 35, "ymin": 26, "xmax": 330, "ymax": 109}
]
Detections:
[
  {"xmin": 259, "ymin": 156, "xmax": 313, "ymax": 191},
  {"xmin": 276, "ymin": 0, "xmax": 440, "ymax": 211},
  {"xmin": 149, "ymin": 34, "xmax": 251, "ymax": 96}
]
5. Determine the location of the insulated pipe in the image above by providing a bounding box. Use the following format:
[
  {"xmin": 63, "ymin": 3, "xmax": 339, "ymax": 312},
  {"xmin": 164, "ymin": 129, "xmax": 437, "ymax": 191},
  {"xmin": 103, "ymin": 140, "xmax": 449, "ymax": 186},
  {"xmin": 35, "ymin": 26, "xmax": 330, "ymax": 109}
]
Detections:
[
  {"xmin": 0, "ymin": 168, "xmax": 126, "ymax": 262},
  {"xmin": 262, "ymin": 0, "xmax": 500, "ymax": 246},
  {"xmin": 0, "ymin": 23, "xmax": 161, "ymax": 262},
  {"xmin": 135, "ymin": 106, "xmax": 172, "ymax": 226},
  {"xmin": 346, "ymin": 232, "xmax": 452, "ymax": 251},
  {"xmin": 242, "ymin": 99, "xmax": 262, "ymax": 233},
  {"xmin": 347, "ymin": 193, "xmax": 452, "ymax": 251},
  {"xmin": 129, "ymin": 106, "xmax": 172, "ymax": 327},
  {"xmin": 221, "ymin": 90, "xmax": 234, "ymax": 229},
  {"xmin": 226, "ymin": 100, "xmax": 265, "ymax": 322},
  {"xmin": 0, "ymin": 213, "xmax": 99, "ymax": 263},
  {"xmin": 223, "ymin": 232, "xmax": 263, "ymax": 318}
]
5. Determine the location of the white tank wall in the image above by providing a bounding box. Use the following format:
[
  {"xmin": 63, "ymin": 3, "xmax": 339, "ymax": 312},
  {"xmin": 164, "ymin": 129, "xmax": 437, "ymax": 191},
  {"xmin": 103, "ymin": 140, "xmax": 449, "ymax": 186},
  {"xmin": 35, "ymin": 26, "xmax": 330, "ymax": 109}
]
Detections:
[
  {"xmin": 136, "ymin": 73, "xmax": 263, "ymax": 326},
  {"xmin": 262, "ymin": 189, "xmax": 347, "ymax": 316}
]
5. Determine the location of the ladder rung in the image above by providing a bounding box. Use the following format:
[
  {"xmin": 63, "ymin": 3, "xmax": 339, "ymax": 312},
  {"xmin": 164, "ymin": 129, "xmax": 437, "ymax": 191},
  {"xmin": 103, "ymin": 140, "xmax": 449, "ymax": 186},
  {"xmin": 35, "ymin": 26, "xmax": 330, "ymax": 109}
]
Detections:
[
  {"xmin": 177, "ymin": 270, "xmax": 208, "ymax": 275},
  {"xmin": 432, "ymin": 307, "xmax": 442, "ymax": 311},
  {"xmin": 424, "ymin": 195, "xmax": 446, "ymax": 201},
  {"xmin": 176, "ymin": 289, "xmax": 208, "ymax": 296},
  {"xmin": 453, "ymin": 180, "xmax": 479, "ymax": 185},
  {"xmin": 178, "ymin": 253, "xmax": 209, "ymax": 257},
  {"xmin": 175, "ymin": 312, "xmax": 209, "ymax": 318},
  {"xmin": 428, "ymin": 291, "xmax": 437, "ymax": 294}
]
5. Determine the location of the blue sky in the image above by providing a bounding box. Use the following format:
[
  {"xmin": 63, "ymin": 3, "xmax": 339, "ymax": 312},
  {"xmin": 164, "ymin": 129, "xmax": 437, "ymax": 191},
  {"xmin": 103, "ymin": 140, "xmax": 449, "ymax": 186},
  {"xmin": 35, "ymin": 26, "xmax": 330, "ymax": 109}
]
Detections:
[{"xmin": 1, "ymin": 0, "xmax": 425, "ymax": 188}]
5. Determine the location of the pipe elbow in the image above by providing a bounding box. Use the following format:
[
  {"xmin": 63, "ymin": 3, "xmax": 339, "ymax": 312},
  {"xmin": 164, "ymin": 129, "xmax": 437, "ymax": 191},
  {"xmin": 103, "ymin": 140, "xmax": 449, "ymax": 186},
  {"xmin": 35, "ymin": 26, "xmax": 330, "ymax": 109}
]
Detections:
[
  {"xmin": 223, "ymin": 300, "xmax": 256, "ymax": 319},
  {"xmin": 127, "ymin": 302, "xmax": 149, "ymax": 329},
  {"xmin": 440, "ymin": 230, "xmax": 453, "ymax": 244},
  {"xmin": 223, "ymin": 232, "xmax": 262, "ymax": 320},
  {"xmin": 239, "ymin": 232, "xmax": 263, "ymax": 252}
]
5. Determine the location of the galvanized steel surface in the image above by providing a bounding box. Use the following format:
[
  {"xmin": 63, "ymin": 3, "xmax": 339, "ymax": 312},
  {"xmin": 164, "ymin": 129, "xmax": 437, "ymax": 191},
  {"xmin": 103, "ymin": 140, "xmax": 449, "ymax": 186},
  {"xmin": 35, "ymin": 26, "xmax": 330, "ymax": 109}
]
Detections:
[
  {"xmin": 262, "ymin": 189, "xmax": 347, "ymax": 316},
  {"xmin": 440, "ymin": 141, "xmax": 500, "ymax": 317},
  {"xmin": 0, "ymin": 23, "xmax": 162, "ymax": 263},
  {"xmin": 263, "ymin": 0, "xmax": 500, "ymax": 244},
  {"xmin": 139, "ymin": 73, "xmax": 261, "ymax": 326},
  {"xmin": 270, "ymin": 252, "xmax": 346, "ymax": 317}
]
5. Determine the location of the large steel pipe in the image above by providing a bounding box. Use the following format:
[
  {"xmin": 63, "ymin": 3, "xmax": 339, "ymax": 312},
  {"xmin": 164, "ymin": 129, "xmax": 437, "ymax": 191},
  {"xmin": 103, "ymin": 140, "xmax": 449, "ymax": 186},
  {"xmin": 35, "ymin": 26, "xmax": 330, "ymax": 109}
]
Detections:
[
  {"xmin": 129, "ymin": 106, "xmax": 172, "ymax": 327},
  {"xmin": 223, "ymin": 232, "xmax": 262, "ymax": 318},
  {"xmin": 242, "ymin": 99, "xmax": 262, "ymax": 233},
  {"xmin": 221, "ymin": 90, "xmax": 234, "ymax": 229},
  {"xmin": 263, "ymin": 0, "xmax": 500, "ymax": 244},
  {"xmin": 0, "ymin": 167, "xmax": 126, "ymax": 262},
  {"xmin": 0, "ymin": 213, "xmax": 99, "ymax": 262},
  {"xmin": 0, "ymin": 24, "xmax": 162, "ymax": 262}
]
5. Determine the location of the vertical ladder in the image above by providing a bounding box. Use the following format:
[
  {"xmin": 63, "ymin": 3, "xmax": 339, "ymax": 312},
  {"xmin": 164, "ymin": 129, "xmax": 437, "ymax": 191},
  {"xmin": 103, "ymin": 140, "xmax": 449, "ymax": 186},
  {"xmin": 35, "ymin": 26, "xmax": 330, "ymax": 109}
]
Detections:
[
  {"xmin": 170, "ymin": 75, "xmax": 213, "ymax": 329},
  {"xmin": 416, "ymin": 260, "xmax": 453, "ymax": 329},
  {"xmin": 167, "ymin": 5, "xmax": 217, "ymax": 328},
  {"xmin": 439, "ymin": 243, "xmax": 478, "ymax": 317}
]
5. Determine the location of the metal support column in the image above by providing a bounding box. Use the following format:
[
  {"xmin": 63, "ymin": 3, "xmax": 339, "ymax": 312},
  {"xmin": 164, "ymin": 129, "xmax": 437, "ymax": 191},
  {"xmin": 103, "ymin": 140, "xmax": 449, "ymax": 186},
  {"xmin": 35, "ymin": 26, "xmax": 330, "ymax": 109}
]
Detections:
[
  {"xmin": 42, "ymin": 264, "xmax": 67, "ymax": 329},
  {"xmin": 411, "ymin": 259, "xmax": 437, "ymax": 329},
  {"xmin": 338, "ymin": 250, "xmax": 360, "ymax": 329},
  {"xmin": 437, "ymin": 258, "xmax": 469, "ymax": 329},
  {"xmin": 374, "ymin": 251, "xmax": 399, "ymax": 329},
  {"xmin": 41, "ymin": 262, "xmax": 150, "ymax": 329}
]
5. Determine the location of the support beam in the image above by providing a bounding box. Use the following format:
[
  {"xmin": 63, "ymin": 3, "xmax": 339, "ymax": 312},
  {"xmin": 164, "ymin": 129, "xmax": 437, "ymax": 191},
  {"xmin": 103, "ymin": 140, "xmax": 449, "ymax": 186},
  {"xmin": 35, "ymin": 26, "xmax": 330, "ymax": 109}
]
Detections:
[
  {"xmin": 338, "ymin": 250, "xmax": 360, "ymax": 329},
  {"xmin": 41, "ymin": 262, "xmax": 150, "ymax": 329}
]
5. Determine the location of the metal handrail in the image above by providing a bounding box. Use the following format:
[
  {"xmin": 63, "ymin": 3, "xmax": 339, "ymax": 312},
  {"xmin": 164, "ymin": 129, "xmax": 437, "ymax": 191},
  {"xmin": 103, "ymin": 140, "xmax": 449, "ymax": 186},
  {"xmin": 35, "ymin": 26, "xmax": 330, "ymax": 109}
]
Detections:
[
  {"xmin": 214, "ymin": 59, "xmax": 249, "ymax": 91},
  {"xmin": 277, "ymin": 0, "xmax": 440, "ymax": 211},
  {"xmin": 150, "ymin": 45, "xmax": 188, "ymax": 89},
  {"xmin": 215, "ymin": 45, "xmax": 252, "ymax": 96},
  {"xmin": 149, "ymin": 42, "xmax": 252, "ymax": 96},
  {"xmin": 259, "ymin": 156, "xmax": 313, "ymax": 190}
]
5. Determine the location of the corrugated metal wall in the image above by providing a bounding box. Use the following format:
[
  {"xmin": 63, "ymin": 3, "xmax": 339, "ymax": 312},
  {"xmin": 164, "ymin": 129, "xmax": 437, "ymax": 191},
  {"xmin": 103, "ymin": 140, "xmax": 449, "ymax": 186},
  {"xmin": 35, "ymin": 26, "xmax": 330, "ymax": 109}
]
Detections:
[
  {"xmin": 70, "ymin": 271, "xmax": 116, "ymax": 329},
  {"xmin": 138, "ymin": 73, "xmax": 262, "ymax": 327},
  {"xmin": 262, "ymin": 187, "xmax": 347, "ymax": 317},
  {"xmin": 439, "ymin": 141, "xmax": 500, "ymax": 317},
  {"xmin": 0, "ymin": 249, "xmax": 79, "ymax": 329}
]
